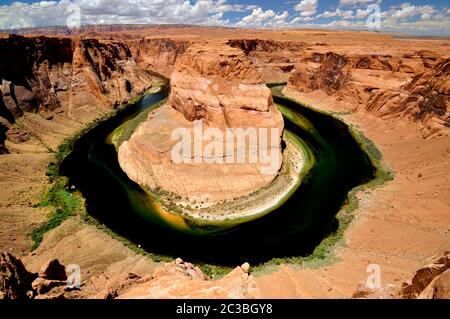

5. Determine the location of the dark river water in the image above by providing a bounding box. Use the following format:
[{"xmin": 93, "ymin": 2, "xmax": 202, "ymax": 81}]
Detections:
[{"xmin": 60, "ymin": 85, "xmax": 376, "ymax": 265}]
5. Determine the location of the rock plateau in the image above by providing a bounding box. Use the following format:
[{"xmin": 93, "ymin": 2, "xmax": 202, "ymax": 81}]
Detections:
[{"xmin": 118, "ymin": 43, "xmax": 284, "ymax": 205}]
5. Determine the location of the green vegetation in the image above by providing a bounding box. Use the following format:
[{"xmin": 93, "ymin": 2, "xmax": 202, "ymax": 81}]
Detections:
[
  {"xmin": 198, "ymin": 264, "xmax": 234, "ymax": 280},
  {"xmin": 249, "ymin": 86, "xmax": 395, "ymax": 275},
  {"xmin": 31, "ymin": 85, "xmax": 176, "ymax": 263},
  {"xmin": 32, "ymin": 178, "xmax": 82, "ymax": 250},
  {"xmin": 32, "ymin": 94, "xmax": 148, "ymax": 249},
  {"xmin": 110, "ymin": 98, "xmax": 168, "ymax": 149}
]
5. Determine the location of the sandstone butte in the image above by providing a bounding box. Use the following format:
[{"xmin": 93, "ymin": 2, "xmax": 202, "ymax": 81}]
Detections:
[
  {"xmin": 117, "ymin": 43, "xmax": 287, "ymax": 213},
  {"xmin": 0, "ymin": 27, "xmax": 449, "ymax": 299}
]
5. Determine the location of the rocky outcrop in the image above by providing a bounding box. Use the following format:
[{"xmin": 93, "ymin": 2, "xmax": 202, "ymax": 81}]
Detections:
[
  {"xmin": 127, "ymin": 38, "xmax": 191, "ymax": 78},
  {"xmin": 0, "ymin": 252, "xmax": 36, "ymax": 299},
  {"xmin": 418, "ymin": 269, "xmax": 450, "ymax": 299},
  {"xmin": 0, "ymin": 253, "xmax": 80, "ymax": 299},
  {"xmin": 400, "ymin": 251, "xmax": 450, "ymax": 299},
  {"xmin": 116, "ymin": 260, "xmax": 258, "ymax": 299},
  {"xmin": 368, "ymin": 58, "xmax": 450, "ymax": 132},
  {"xmin": 38, "ymin": 259, "xmax": 67, "ymax": 281},
  {"xmin": 0, "ymin": 34, "xmax": 158, "ymax": 151},
  {"xmin": 118, "ymin": 43, "xmax": 284, "ymax": 204},
  {"xmin": 289, "ymin": 52, "xmax": 351, "ymax": 95},
  {"xmin": 169, "ymin": 43, "xmax": 282, "ymax": 126},
  {"xmin": 288, "ymin": 49, "xmax": 449, "ymax": 135},
  {"xmin": 228, "ymin": 39, "xmax": 305, "ymax": 83}
]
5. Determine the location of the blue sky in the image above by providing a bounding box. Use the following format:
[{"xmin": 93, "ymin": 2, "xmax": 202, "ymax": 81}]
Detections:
[{"xmin": 0, "ymin": 0, "xmax": 449, "ymax": 35}]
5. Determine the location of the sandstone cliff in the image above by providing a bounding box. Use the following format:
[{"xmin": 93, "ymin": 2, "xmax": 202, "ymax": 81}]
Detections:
[
  {"xmin": 0, "ymin": 34, "xmax": 157, "ymax": 151},
  {"xmin": 227, "ymin": 39, "xmax": 306, "ymax": 83},
  {"xmin": 368, "ymin": 58, "xmax": 450, "ymax": 133},
  {"xmin": 288, "ymin": 49, "xmax": 449, "ymax": 135},
  {"xmin": 119, "ymin": 43, "xmax": 284, "ymax": 205},
  {"xmin": 169, "ymin": 43, "xmax": 283, "ymax": 126},
  {"xmin": 127, "ymin": 38, "xmax": 191, "ymax": 78}
]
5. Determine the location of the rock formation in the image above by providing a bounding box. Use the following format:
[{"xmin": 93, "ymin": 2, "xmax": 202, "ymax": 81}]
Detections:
[
  {"xmin": 0, "ymin": 252, "xmax": 36, "ymax": 299},
  {"xmin": 400, "ymin": 251, "xmax": 450, "ymax": 299},
  {"xmin": 227, "ymin": 39, "xmax": 305, "ymax": 83},
  {"xmin": 368, "ymin": 58, "xmax": 450, "ymax": 133},
  {"xmin": 1, "ymin": 27, "xmax": 449, "ymax": 299},
  {"xmin": 289, "ymin": 52, "xmax": 352, "ymax": 95},
  {"xmin": 287, "ymin": 48, "xmax": 449, "ymax": 135},
  {"xmin": 127, "ymin": 38, "xmax": 191, "ymax": 78},
  {"xmin": 118, "ymin": 43, "xmax": 284, "ymax": 205},
  {"xmin": 0, "ymin": 34, "xmax": 158, "ymax": 151},
  {"xmin": 115, "ymin": 260, "xmax": 258, "ymax": 299},
  {"xmin": 169, "ymin": 43, "xmax": 283, "ymax": 127}
]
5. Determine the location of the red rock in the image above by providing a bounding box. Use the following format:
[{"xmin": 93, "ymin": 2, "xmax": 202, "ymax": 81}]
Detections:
[
  {"xmin": 0, "ymin": 252, "xmax": 36, "ymax": 299},
  {"xmin": 39, "ymin": 259, "xmax": 67, "ymax": 281}
]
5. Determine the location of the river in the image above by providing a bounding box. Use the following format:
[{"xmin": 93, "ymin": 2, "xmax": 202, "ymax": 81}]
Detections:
[{"xmin": 60, "ymin": 84, "xmax": 377, "ymax": 265}]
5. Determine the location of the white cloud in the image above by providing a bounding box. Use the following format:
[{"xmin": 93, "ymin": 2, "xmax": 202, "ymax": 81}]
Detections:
[
  {"xmin": 0, "ymin": 0, "xmax": 448, "ymax": 36},
  {"xmin": 236, "ymin": 8, "xmax": 289, "ymax": 28},
  {"xmin": 355, "ymin": 7, "xmax": 371, "ymax": 19},
  {"xmin": 339, "ymin": 0, "xmax": 378, "ymax": 6},
  {"xmin": 294, "ymin": 0, "xmax": 318, "ymax": 17},
  {"xmin": 0, "ymin": 0, "xmax": 257, "ymax": 29},
  {"xmin": 317, "ymin": 9, "xmax": 354, "ymax": 19},
  {"xmin": 389, "ymin": 3, "xmax": 435, "ymax": 20},
  {"xmin": 420, "ymin": 13, "xmax": 431, "ymax": 20}
]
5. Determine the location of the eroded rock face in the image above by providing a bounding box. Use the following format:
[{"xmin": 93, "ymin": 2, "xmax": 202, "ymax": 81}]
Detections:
[
  {"xmin": 368, "ymin": 58, "xmax": 450, "ymax": 131},
  {"xmin": 227, "ymin": 39, "xmax": 305, "ymax": 83},
  {"xmin": 116, "ymin": 260, "xmax": 258, "ymax": 299},
  {"xmin": 38, "ymin": 259, "xmax": 67, "ymax": 281},
  {"xmin": 118, "ymin": 43, "xmax": 284, "ymax": 203},
  {"xmin": 0, "ymin": 34, "xmax": 157, "ymax": 150},
  {"xmin": 127, "ymin": 38, "xmax": 191, "ymax": 78},
  {"xmin": 288, "ymin": 49, "xmax": 449, "ymax": 135},
  {"xmin": 400, "ymin": 251, "xmax": 450, "ymax": 299},
  {"xmin": 0, "ymin": 252, "xmax": 36, "ymax": 300},
  {"xmin": 289, "ymin": 52, "xmax": 351, "ymax": 95},
  {"xmin": 169, "ymin": 43, "xmax": 281, "ymax": 126}
]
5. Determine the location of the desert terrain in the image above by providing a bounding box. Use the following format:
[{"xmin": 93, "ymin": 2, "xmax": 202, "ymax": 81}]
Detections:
[{"xmin": 0, "ymin": 26, "xmax": 449, "ymax": 299}]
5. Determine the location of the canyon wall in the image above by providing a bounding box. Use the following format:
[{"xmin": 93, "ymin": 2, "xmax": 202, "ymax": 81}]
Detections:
[
  {"xmin": 118, "ymin": 43, "xmax": 285, "ymax": 204},
  {"xmin": 169, "ymin": 43, "xmax": 283, "ymax": 128},
  {"xmin": 128, "ymin": 38, "xmax": 305, "ymax": 83},
  {"xmin": 127, "ymin": 38, "xmax": 192, "ymax": 78},
  {"xmin": 288, "ymin": 48, "xmax": 449, "ymax": 135},
  {"xmin": 227, "ymin": 39, "xmax": 306, "ymax": 83},
  {"xmin": 0, "ymin": 34, "xmax": 157, "ymax": 151}
]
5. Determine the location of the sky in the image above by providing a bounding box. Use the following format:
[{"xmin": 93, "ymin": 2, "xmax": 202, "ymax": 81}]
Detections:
[{"xmin": 0, "ymin": 0, "xmax": 449, "ymax": 35}]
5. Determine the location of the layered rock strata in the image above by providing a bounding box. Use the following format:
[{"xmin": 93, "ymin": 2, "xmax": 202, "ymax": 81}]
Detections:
[
  {"xmin": 227, "ymin": 39, "xmax": 306, "ymax": 83},
  {"xmin": 127, "ymin": 38, "xmax": 191, "ymax": 78},
  {"xmin": 118, "ymin": 43, "xmax": 285, "ymax": 205},
  {"xmin": 0, "ymin": 34, "xmax": 158, "ymax": 151},
  {"xmin": 288, "ymin": 49, "xmax": 449, "ymax": 135}
]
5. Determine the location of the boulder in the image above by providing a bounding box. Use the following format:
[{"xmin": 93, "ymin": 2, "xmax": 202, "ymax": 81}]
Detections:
[
  {"xmin": 400, "ymin": 251, "xmax": 450, "ymax": 299},
  {"xmin": 0, "ymin": 252, "xmax": 37, "ymax": 300},
  {"xmin": 31, "ymin": 277, "xmax": 66, "ymax": 295},
  {"xmin": 39, "ymin": 259, "xmax": 67, "ymax": 281}
]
